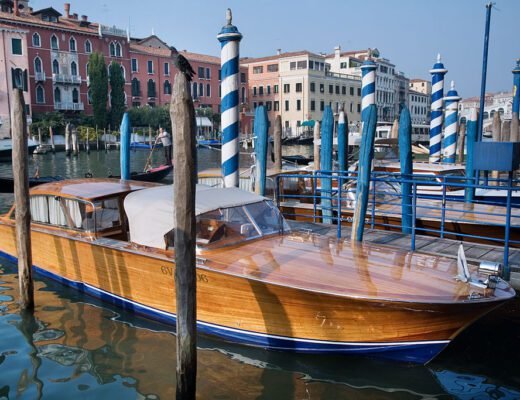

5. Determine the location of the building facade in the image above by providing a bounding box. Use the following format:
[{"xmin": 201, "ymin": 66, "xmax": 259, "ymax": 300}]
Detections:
[
  {"xmin": 408, "ymin": 90, "xmax": 430, "ymax": 125},
  {"xmin": 409, "ymin": 78, "xmax": 431, "ymax": 95},
  {"xmin": 459, "ymin": 91, "xmax": 512, "ymax": 133}
]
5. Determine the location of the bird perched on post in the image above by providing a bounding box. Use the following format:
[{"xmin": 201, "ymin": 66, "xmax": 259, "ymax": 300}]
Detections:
[{"xmin": 171, "ymin": 46, "xmax": 195, "ymax": 82}]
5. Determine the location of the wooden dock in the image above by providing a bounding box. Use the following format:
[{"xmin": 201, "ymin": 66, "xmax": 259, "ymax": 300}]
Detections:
[{"xmin": 288, "ymin": 221, "xmax": 520, "ymax": 290}]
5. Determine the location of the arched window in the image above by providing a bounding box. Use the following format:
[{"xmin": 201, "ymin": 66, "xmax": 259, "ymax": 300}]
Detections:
[
  {"xmin": 54, "ymin": 87, "xmax": 61, "ymax": 103},
  {"xmin": 164, "ymin": 80, "xmax": 171, "ymax": 95},
  {"xmin": 241, "ymin": 86, "xmax": 246, "ymax": 103},
  {"xmin": 490, "ymin": 110, "xmax": 495, "ymax": 118},
  {"xmin": 36, "ymin": 85, "xmax": 45, "ymax": 104},
  {"xmin": 32, "ymin": 33, "xmax": 41, "ymax": 47},
  {"xmin": 69, "ymin": 37, "xmax": 76, "ymax": 52},
  {"xmin": 70, "ymin": 61, "xmax": 77, "ymax": 76},
  {"xmin": 72, "ymin": 88, "xmax": 79, "ymax": 103},
  {"xmin": 199, "ymin": 82, "xmax": 203, "ymax": 97},
  {"xmin": 52, "ymin": 59, "xmax": 59, "ymax": 75},
  {"xmin": 121, "ymin": 65, "xmax": 126, "ymax": 80},
  {"xmin": 147, "ymin": 79, "xmax": 156, "ymax": 98},
  {"xmin": 192, "ymin": 82, "xmax": 197, "ymax": 98},
  {"xmin": 84, "ymin": 39, "xmax": 92, "ymax": 53},
  {"xmin": 109, "ymin": 42, "xmax": 116, "ymax": 57},
  {"xmin": 498, "ymin": 108, "xmax": 504, "ymax": 115},
  {"xmin": 50, "ymin": 35, "xmax": 59, "ymax": 50},
  {"xmin": 34, "ymin": 57, "xmax": 42, "ymax": 73},
  {"xmin": 131, "ymin": 78, "xmax": 140, "ymax": 97},
  {"xmin": 86, "ymin": 62, "xmax": 89, "ymax": 76},
  {"xmin": 115, "ymin": 42, "xmax": 122, "ymax": 57}
]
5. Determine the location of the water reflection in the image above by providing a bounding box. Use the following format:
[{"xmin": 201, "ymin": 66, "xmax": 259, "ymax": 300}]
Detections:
[{"xmin": 0, "ymin": 259, "xmax": 519, "ymax": 399}]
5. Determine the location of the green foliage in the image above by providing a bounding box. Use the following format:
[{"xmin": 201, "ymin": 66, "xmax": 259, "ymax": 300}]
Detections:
[
  {"xmin": 128, "ymin": 106, "xmax": 171, "ymax": 132},
  {"xmin": 109, "ymin": 61, "xmax": 126, "ymax": 129},
  {"xmin": 77, "ymin": 125, "xmax": 101, "ymax": 141},
  {"xmin": 88, "ymin": 52, "xmax": 108, "ymax": 128},
  {"xmin": 30, "ymin": 111, "xmax": 65, "ymax": 137}
]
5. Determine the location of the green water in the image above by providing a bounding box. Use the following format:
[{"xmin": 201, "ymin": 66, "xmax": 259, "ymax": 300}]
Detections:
[{"xmin": 1, "ymin": 150, "xmax": 520, "ymax": 399}]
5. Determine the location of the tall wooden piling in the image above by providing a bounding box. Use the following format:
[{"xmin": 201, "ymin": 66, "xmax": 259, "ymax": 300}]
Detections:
[
  {"xmin": 65, "ymin": 123, "xmax": 71, "ymax": 156},
  {"xmin": 120, "ymin": 113, "xmax": 131, "ymax": 180},
  {"xmin": 72, "ymin": 125, "xmax": 79, "ymax": 156},
  {"xmin": 11, "ymin": 89, "xmax": 34, "ymax": 310},
  {"xmin": 313, "ymin": 120, "xmax": 321, "ymax": 170},
  {"xmin": 254, "ymin": 106, "xmax": 269, "ymax": 196},
  {"xmin": 390, "ymin": 118, "xmax": 399, "ymax": 139},
  {"xmin": 37, "ymin": 128, "xmax": 42, "ymax": 148},
  {"xmin": 501, "ymin": 120, "xmax": 511, "ymax": 142},
  {"xmin": 491, "ymin": 112, "xmax": 501, "ymax": 183},
  {"xmin": 337, "ymin": 111, "xmax": 348, "ymax": 172},
  {"xmin": 320, "ymin": 106, "xmax": 334, "ymax": 224},
  {"xmin": 465, "ymin": 109, "xmax": 478, "ymax": 202},
  {"xmin": 49, "ymin": 126, "xmax": 55, "ymax": 153},
  {"xmin": 86, "ymin": 128, "xmax": 90, "ymax": 154},
  {"xmin": 398, "ymin": 106, "xmax": 413, "ymax": 234},
  {"xmin": 457, "ymin": 122, "xmax": 466, "ymax": 164},
  {"xmin": 170, "ymin": 71, "xmax": 197, "ymax": 399},
  {"xmin": 351, "ymin": 104, "xmax": 377, "ymax": 242},
  {"xmin": 273, "ymin": 115, "xmax": 282, "ymax": 171}
]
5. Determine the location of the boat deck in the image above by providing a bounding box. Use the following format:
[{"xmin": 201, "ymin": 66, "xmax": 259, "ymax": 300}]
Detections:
[{"xmin": 287, "ymin": 220, "xmax": 520, "ymax": 290}]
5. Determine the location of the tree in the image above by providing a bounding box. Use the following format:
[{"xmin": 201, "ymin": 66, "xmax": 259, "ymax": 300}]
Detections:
[
  {"xmin": 109, "ymin": 61, "xmax": 126, "ymax": 129},
  {"xmin": 88, "ymin": 52, "xmax": 108, "ymax": 128}
]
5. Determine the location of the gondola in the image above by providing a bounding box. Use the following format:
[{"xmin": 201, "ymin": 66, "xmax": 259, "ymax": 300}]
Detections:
[
  {"xmin": 108, "ymin": 164, "xmax": 173, "ymax": 182},
  {"xmin": 281, "ymin": 155, "xmax": 314, "ymax": 165}
]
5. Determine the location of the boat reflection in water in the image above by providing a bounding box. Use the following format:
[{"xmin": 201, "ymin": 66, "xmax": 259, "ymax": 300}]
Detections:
[{"xmin": 1, "ymin": 261, "xmax": 519, "ymax": 399}]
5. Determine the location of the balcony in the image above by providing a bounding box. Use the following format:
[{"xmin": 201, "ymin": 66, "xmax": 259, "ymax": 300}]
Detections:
[
  {"xmin": 34, "ymin": 72, "xmax": 46, "ymax": 82},
  {"xmin": 54, "ymin": 102, "xmax": 84, "ymax": 111},
  {"xmin": 52, "ymin": 74, "xmax": 82, "ymax": 85}
]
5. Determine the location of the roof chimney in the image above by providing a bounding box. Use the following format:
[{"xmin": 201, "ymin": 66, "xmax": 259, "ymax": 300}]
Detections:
[
  {"xmin": 73, "ymin": 13, "xmax": 78, "ymax": 19},
  {"xmin": 334, "ymin": 45, "xmax": 341, "ymax": 59},
  {"xmin": 81, "ymin": 15, "xmax": 88, "ymax": 22},
  {"xmin": 64, "ymin": 3, "xmax": 70, "ymax": 18},
  {"xmin": 277, "ymin": 48, "xmax": 281, "ymax": 55},
  {"xmin": 13, "ymin": 0, "xmax": 19, "ymax": 16}
]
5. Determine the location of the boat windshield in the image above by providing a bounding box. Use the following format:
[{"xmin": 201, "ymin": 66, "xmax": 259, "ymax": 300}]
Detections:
[{"xmin": 196, "ymin": 200, "xmax": 289, "ymax": 248}]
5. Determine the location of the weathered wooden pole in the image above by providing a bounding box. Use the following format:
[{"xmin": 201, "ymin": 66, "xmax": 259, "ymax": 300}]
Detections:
[
  {"xmin": 512, "ymin": 60, "xmax": 520, "ymax": 142},
  {"xmin": 171, "ymin": 71, "xmax": 197, "ymax": 399},
  {"xmin": 65, "ymin": 123, "xmax": 71, "ymax": 156},
  {"xmin": 86, "ymin": 128, "xmax": 90, "ymax": 154},
  {"xmin": 37, "ymin": 127, "xmax": 42, "ymax": 148},
  {"xmin": 254, "ymin": 106, "xmax": 269, "ymax": 196},
  {"xmin": 337, "ymin": 110, "xmax": 348, "ymax": 172},
  {"xmin": 273, "ymin": 115, "xmax": 282, "ymax": 171},
  {"xmin": 313, "ymin": 120, "xmax": 320, "ymax": 170},
  {"xmin": 71, "ymin": 125, "xmax": 78, "ymax": 156},
  {"xmin": 390, "ymin": 118, "xmax": 399, "ymax": 139},
  {"xmin": 398, "ymin": 106, "xmax": 413, "ymax": 234},
  {"xmin": 501, "ymin": 120, "xmax": 511, "ymax": 142},
  {"xmin": 104, "ymin": 128, "xmax": 108, "ymax": 152},
  {"xmin": 11, "ymin": 89, "xmax": 34, "ymax": 310},
  {"xmin": 96, "ymin": 126, "xmax": 99, "ymax": 151},
  {"xmin": 465, "ymin": 108, "xmax": 478, "ymax": 202},
  {"xmin": 120, "ymin": 113, "xmax": 131, "ymax": 180},
  {"xmin": 49, "ymin": 126, "xmax": 55, "ymax": 153},
  {"xmin": 491, "ymin": 112, "xmax": 501, "ymax": 183},
  {"xmin": 457, "ymin": 121, "xmax": 466, "ymax": 164},
  {"xmin": 320, "ymin": 106, "xmax": 334, "ymax": 224},
  {"xmin": 149, "ymin": 125, "xmax": 152, "ymax": 148},
  {"xmin": 351, "ymin": 104, "xmax": 377, "ymax": 242}
]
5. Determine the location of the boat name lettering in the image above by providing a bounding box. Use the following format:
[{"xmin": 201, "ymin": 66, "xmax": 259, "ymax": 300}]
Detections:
[{"xmin": 160, "ymin": 265, "xmax": 209, "ymax": 283}]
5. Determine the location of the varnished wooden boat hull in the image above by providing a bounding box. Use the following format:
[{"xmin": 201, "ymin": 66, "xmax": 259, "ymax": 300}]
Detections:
[{"xmin": 0, "ymin": 222, "xmax": 512, "ymax": 364}]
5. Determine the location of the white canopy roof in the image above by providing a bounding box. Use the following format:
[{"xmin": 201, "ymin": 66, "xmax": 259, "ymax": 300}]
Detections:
[
  {"xmin": 196, "ymin": 116, "xmax": 212, "ymax": 127},
  {"xmin": 124, "ymin": 184, "xmax": 265, "ymax": 249}
]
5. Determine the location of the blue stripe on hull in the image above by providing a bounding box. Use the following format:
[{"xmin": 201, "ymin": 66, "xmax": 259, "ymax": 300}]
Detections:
[{"xmin": 0, "ymin": 250, "xmax": 449, "ymax": 364}]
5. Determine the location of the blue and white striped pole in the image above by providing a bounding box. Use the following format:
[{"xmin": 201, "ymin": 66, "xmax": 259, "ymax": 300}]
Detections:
[
  {"xmin": 361, "ymin": 57, "xmax": 377, "ymax": 124},
  {"xmin": 442, "ymin": 81, "xmax": 461, "ymax": 164},
  {"xmin": 429, "ymin": 54, "xmax": 448, "ymax": 163},
  {"xmin": 217, "ymin": 9, "xmax": 242, "ymax": 187}
]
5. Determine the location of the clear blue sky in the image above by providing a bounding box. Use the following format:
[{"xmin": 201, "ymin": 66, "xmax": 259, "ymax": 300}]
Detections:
[{"xmin": 33, "ymin": 0, "xmax": 520, "ymax": 97}]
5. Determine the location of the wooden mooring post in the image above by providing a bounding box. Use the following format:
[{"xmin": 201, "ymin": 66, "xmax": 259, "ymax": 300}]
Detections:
[
  {"xmin": 65, "ymin": 123, "xmax": 71, "ymax": 156},
  {"xmin": 398, "ymin": 105, "xmax": 413, "ymax": 234},
  {"xmin": 313, "ymin": 120, "xmax": 321, "ymax": 170},
  {"xmin": 11, "ymin": 89, "xmax": 34, "ymax": 310},
  {"xmin": 273, "ymin": 115, "xmax": 282, "ymax": 172},
  {"xmin": 337, "ymin": 110, "xmax": 348, "ymax": 172},
  {"xmin": 457, "ymin": 121, "xmax": 466, "ymax": 164},
  {"xmin": 170, "ymin": 71, "xmax": 197, "ymax": 399},
  {"xmin": 49, "ymin": 126, "xmax": 55, "ymax": 153},
  {"xmin": 120, "ymin": 113, "xmax": 131, "ymax": 180},
  {"xmin": 254, "ymin": 105, "xmax": 269, "ymax": 196}
]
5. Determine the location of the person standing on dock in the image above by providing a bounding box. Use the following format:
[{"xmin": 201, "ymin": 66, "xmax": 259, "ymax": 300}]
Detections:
[{"xmin": 157, "ymin": 127, "xmax": 172, "ymax": 165}]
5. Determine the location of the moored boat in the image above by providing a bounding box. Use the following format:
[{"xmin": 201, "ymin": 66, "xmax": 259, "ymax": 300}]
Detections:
[
  {"xmin": 108, "ymin": 164, "xmax": 173, "ymax": 182},
  {"xmin": 0, "ymin": 178, "xmax": 515, "ymax": 364},
  {"xmin": 0, "ymin": 175, "xmax": 64, "ymax": 193}
]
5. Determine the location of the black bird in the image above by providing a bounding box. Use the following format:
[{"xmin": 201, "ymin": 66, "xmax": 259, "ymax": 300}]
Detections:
[{"xmin": 171, "ymin": 46, "xmax": 195, "ymax": 82}]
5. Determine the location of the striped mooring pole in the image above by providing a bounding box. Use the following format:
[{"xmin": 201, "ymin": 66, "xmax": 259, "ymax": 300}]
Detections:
[
  {"xmin": 442, "ymin": 81, "xmax": 461, "ymax": 164},
  {"xmin": 429, "ymin": 54, "xmax": 448, "ymax": 163},
  {"xmin": 361, "ymin": 55, "xmax": 377, "ymax": 124},
  {"xmin": 217, "ymin": 8, "xmax": 242, "ymax": 187}
]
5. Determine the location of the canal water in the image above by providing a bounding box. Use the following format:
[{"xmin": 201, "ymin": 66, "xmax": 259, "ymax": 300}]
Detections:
[{"xmin": 1, "ymin": 149, "xmax": 520, "ymax": 399}]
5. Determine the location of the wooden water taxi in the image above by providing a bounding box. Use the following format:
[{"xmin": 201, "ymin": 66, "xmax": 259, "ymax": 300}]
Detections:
[{"xmin": 0, "ymin": 178, "xmax": 515, "ymax": 364}]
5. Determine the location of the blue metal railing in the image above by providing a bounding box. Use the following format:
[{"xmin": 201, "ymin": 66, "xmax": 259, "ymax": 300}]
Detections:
[{"xmin": 275, "ymin": 170, "xmax": 520, "ymax": 279}]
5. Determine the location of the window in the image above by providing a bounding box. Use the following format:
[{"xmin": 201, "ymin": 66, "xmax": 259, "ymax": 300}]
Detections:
[
  {"xmin": 357, "ymin": 103, "xmax": 361, "ymax": 112},
  {"xmin": 198, "ymin": 67, "xmax": 205, "ymax": 79},
  {"xmin": 131, "ymin": 58, "xmax": 138, "ymax": 72},
  {"xmin": 116, "ymin": 43, "xmax": 122, "ymax": 57},
  {"xmin": 34, "ymin": 57, "xmax": 42, "ymax": 73},
  {"xmin": 54, "ymin": 87, "xmax": 61, "ymax": 103},
  {"xmin": 266, "ymin": 101, "xmax": 272, "ymax": 111},
  {"xmin": 253, "ymin": 66, "xmax": 263, "ymax": 74},
  {"xmin": 86, "ymin": 62, "xmax": 90, "ymax": 77},
  {"xmin": 70, "ymin": 61, "xmax": 77, "ymax": 76},
  {"xmin": 328, "ymin": 85, "xmax": 333, "ymax": 94},
  {"xmin": 51, "ymin": 35, "xmax": 59, "ymax": 50},
  {"xmin": 11, "ymin": 38, "xmax": 22, "ymax": 55},
  {"xmin": 109, "ymin": 42, "xmax": 116, "ymax": 57},
  {"xmin": 267, "ymin": 85, "xmax": 271, "ymax": 95},
  {"xmin": 320, "ymin": 100, "xmax": 324, "ymax": 111},
  {"xmin": 310, "ymin": 82, "xmax": 315, "ymax": 92},
  {"xmin": 164, "ymin": 80, "xmax": 171, "ymax": 95},
  {"xmin": 296, "ymin": 99, "xmax": 301, "ymax": 111},
  {"xmin": 36, "ymin": 85, "xmax": 45, "ymax": 104},
  {"xmin": 52, "ymin": 59, "xmax": 59, "ymax": 74},
  {"xmin": 310, "ymin": 100, "xmax": 315, "ymax": 111},
  {"xmin": 88, "ymin": 90, "xmax": 93, "ymax": 105},
  {"xmin": 240, "ymin": 72, "xmax": 246, "ymax": 83},
  {"xmin": 147, "ymin": 60, "xmax": 153, "ymax": 74},
  {"xmin": 320, "ymin": 84, "xmax": 324, "ymax": 93},
  {"xmin": 206, "ymin": 84, "xmax": 211, "ymax": 97},
  {"xmin": 11, "ymin": 68, "xmax": 27, "ymax": 90},
  {"xmin": 72, "ymin": 88, "xmax": 79, "ymax": 103},
  {"xmin": 164, "ymin": 62, "xmax": 170, "ymax": 76},
  {"xmin": 192, "ymin": 83, "xmax": 198, "ymax": 98},
  {"xmin": 297, "ymin": 60, "xmax": 307, "ymax": 69},
  {"xmin": 290, "ymin": 62, "xmax": 296, "ymax": 70},
  {"xmin": 296, "ymin": 83, "xmax": 302, "ymax": 93},
  {"xmin": 267, "ymin": 63, "xmax": 278, "ymax": 72},
  {"xmin": 253, "ymin": 102, "xmax": 257, "ymax": 109},
  {"xmin": 253, "ymin": 87, "xmax": 257, "ymax": 96},
  {"xmin": 274, "ymin": 85, "xmax": 279, "ymax": 94},
  {"xmin": 284, "ymin": 100, "xmax": 289, "ymax": 111},
  {"xmin": 335, "ymin": 85, "xmax": 339, "ymax": 95},
  {"xmin": 32, "ymin": 33, "xmax": 41, "ymax": 47},
  {"xmin": 241, "ymin": 86, "xmax": 246, "ymax": 102},
  {"xmin": 206, "ymin": 68, "xmax": 211, "ymax": 79},
  {"xmin": 218, "ymin": 70, "xmax": 221, "ymax": 80},
  {"xmin": 283, "ymin": 84, "xmax": 290, "ymax": 93},
  {"xmin": 147, "ymin": 79, "xmax": 156, "ymax": 97},
  {"xmin": 274, "ymin": 101, "xmax": 279, "ymax": 111},
  {"xmin": 85, "ymin": 40, "xmax": 92, "ymax": 53},
  {"xmin": 350, "ymin": 87, "xmax": 354, "ymax": 96},
  {"xmin": 69, "ymin": 37, "xmax": 76, "ymax": 52},
  {"xmin": 131, "ymin": 78, "xmax": 140, "ymax": 97},
  {"xmin": 357, "ymin": 88, "xmax": 361, "ymax": 96},
  {"xmin": 259, "ymin": 86, "xmax": 264, "ymax": 96},
  {"xmin": 199, "ymin": 82, "xmax": 204, "ymax": 97},
  {"xmin": 340, "ymin": 62, "xmax": 347, "ymax": 69},
  {"xmin": 342, "ymin": 86, "xmax": 346, "ymax": 95},
  {"xmin": 309, "ymin": 60, "xmax": 314, "ymax": 69}
]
